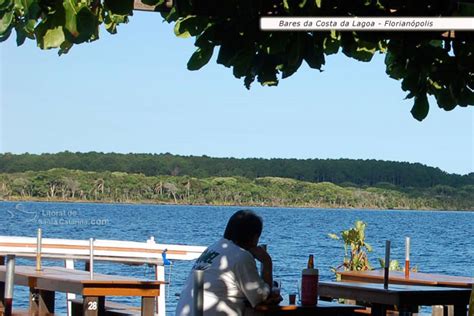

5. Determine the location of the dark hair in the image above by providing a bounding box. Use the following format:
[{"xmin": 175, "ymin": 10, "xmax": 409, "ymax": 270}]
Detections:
[{"xmin": 223, "ymin": 210, "xmax": 263, "ymax": 246}]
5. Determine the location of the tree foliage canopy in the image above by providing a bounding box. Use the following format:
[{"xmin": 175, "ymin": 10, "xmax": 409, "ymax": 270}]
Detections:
[
  {"xmin": 1, "ymin": 152, "xmax": 473, "ymax": 188},
  {"xmin": 1, "ymin": 0, "xmax": 473, "ymax": 120}
]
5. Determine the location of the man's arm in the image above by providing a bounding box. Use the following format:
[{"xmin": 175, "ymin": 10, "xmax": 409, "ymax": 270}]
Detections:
[{"xmin": 248, "ymin": 246, "xmax": 273, "ymax": 288}]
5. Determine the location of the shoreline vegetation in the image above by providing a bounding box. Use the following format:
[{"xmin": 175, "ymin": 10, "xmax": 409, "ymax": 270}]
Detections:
[
  {"xmin": 1, "ymin": 152, "xmax": 472, "ymax": 211},
  {"xmin": 1, "ymin": 169, "xmax": 473, "ymax": 211},
  {"xmin": 3, "ymin": 196, "xmax": 474, "ymax": 212}
]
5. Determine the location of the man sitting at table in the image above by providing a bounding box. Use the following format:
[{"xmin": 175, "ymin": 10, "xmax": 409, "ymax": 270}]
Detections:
[{"xmin": 176, "ymin": 210, "xmax": 282, "ymax": 316}]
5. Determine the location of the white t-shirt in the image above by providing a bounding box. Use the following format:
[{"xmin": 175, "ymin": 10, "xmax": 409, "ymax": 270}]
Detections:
[{"xmin": 175, "ymin": 238, "xmax": 271, "ymax": 316}]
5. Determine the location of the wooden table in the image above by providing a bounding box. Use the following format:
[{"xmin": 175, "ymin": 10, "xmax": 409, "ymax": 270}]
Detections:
[
  {"xmin": 318, "ymin": 281, "xmax": 471, "ymax": 316},
  {"xmin": 253, "ymin": 300, "xmax": 363, "ymax": 316},
  {"xmin": 338, "ymin": 270, "xmax": 474, "ymax": 288},
  {"xmin": 0, "ymin": 266, "xmax": 165, "ymax": 316}
]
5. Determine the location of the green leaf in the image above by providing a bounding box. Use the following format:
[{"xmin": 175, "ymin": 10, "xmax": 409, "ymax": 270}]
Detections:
[
  {"xmin": 43, "ymin": 26, "xmax": 65, "ymax": 48},
  {"xmin": 299, "ymin": 0, "xmax": 307, "ymax": 8},
  {"xmin": 187, "ymin": 44, "xmax": 214, "ymax": 70},
  {"xmin": 458, "ymin": 2, "xmax": 474, "ymax": 16},
  {"xmin": 141, "ymin": 0, "xmax": 164, "ymax": 5},
  {"xmin": 174, "ymin": 16, "xmax": 208, "ymax": 38},
  {"xmin": 15, "ymin": 25, "xmax": 27, "ymax": 45},
  {"xmin": 263, "ymin": 33, "xmax": 290, "ymax": 55},
  {"xmin": 385, "ymin": 51, "xmax": 407, "ymax": 80},
  {"xmin": 35, "ymin": 20, "xmax": 65, "ymax": 49},
  {"xmin": 63, "ymin": 0, "xmax": 78, "ymax": 36},
  {"xmin": 365, "ymin": 242, "xmax": 372, "ymax": 252},
  {"xmin": 411, "ymin": 94, "xmax": 429, "ymax": 121},
  {"xmin": 58, "ymin": 39, "xmax": 72, "ymax": 55},
  {"xmin": 0, "ymin": 0, "xmax": 13, "ymax": 11},
  {"xmin": 323, "ymin": 32, "xmax": 340, "ymax": 55},
  {"xmin": 75, "ymin": 7, "xmax": 97, "ymax": 42},
  {"xmin": 232, "ymin": 47, "xmax": 255, "ymax": 78},
  {"xmin": 401, "ymin": 72, "xmax": 418, "ymax": 92},
  {"xmin": 389, "ymin": 260, "xmax": 401, "ymax": 271},
  {"xmin": 0, "ymin": 24, "xmax": 12, "ymax": 42},
  {"xmin": 435, "ymin": 89, "xmax": 457, "ymax": 110},
  {"xmin": 315, "ymin": 0, "xmax": 321, "ymax": 8},
  {"xmin": 104, "ymin": 0, "xmax": 134, "ymax": 16},
  {"xmin": 303, "ymin": 34, "xmax": 325, "ymax": 70},
  {"xmin": 257, "ymin": 60, "xmax": 279, "ymax": 86},
  {"xmin": 13, "ymin": 0, "xmax": 23, "ymax": 11},
  {"xmin": 217, "ymin": 43, "xmax": 237, "ymax": 67},
  {"xmin": 328, "ymin": 233, "xmax": 339, "ymax": 240},
  {"xmin": 0, "ymin": 10, "xmax": 13, "ymax": 33},
  {"xmin": 244, "ymin": 74, "xmax": 255, "ymax": 89}
]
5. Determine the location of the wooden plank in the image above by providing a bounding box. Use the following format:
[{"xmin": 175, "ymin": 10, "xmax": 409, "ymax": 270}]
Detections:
[
  {"xmin": 83, "ymin": 288, "xmax": 160, "ymax": 297},
  {"xmin": 338, "ymin": 270, "xmax": 474, "ymax": 288},
  {"xmin": 319, "ymin": 282, "xmax": 471, "ymax": 309},
  {"xmin": 0, "ymin": 266, "xmax": 163, "ymax": 297},
  {"xmin": 141, "ymin": 297, "xmax": 154, "ymax": 316}
]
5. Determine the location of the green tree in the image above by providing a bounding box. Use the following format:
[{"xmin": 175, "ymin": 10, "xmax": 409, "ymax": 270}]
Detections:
[{"xmin": 1, "ymin": 1, "xmax": 473, "ymax": 120}]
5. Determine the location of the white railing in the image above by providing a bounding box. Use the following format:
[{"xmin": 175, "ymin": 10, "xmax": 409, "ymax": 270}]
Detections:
[{"xmin": 0, "ymin": 235, "xmax": 206, "ymax": 316}]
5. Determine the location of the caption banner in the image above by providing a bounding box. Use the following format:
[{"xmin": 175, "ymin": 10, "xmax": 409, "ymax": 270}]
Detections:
[{"xmin": 260, "ymin": 17, "xmax": 474, "ymax": 31}]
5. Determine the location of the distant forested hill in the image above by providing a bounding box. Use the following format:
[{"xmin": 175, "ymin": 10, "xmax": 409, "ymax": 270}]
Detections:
[{"xmin": 0, "ymin": 152, "xmax": 472, "ymax": 188}]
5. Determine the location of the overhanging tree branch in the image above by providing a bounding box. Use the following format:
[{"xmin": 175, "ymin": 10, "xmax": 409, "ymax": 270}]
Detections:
[{"xmin": 0, "ymin": 0, "xmax": 472, "ymax": 120}]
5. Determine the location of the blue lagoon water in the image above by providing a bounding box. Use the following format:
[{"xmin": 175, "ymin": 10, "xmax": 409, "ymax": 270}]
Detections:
[{"xmin": 1, "ymin": 201, "xmax": 473, "ymax": 315}]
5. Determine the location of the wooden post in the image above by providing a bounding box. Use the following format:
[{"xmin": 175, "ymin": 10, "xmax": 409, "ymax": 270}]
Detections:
[
  {"xmin": 141, "ymin": 296, "xmax": 155, "ymax": 316},
  {"xmin": 83, "ymin": 296, "xmax": 105, "ymax": 316}
]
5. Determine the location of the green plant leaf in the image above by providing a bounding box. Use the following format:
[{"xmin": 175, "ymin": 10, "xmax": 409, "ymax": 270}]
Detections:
[
  {"xmin": 232, "ymin": 47, "xmax": 254, "ymax": 78},
  {"xmin": 141, "ymin": 0, "xmax": 164, "ymax": 5},
  {"xmin": 63, "ymin": 0, "xmax": 78, "ymax": 36},
  {"xmin": 323, "ymin": 32, "xmax": 340, "ymax": 55},
  {"xmin": 104, "ymin": 0, "xmax": 134, "ymax": 16},
  {"xmin": 187, "ymin": 44, "xmax": 214, "ymax": 70},
  {"xmin": 411, "ymin": 94, "xmax": 429, "ymax": 121},
  {"xmin": 0, "ymin": 0, "xmax": 13, "ymax": 11},
  {"xmin": 174, "ymin": 15, "xmax": 208, "ymax": 38},
  {"xmin": 0, "ymin": 24, "xmax": 12, "ymax": 42},
  {"xmin": 15, "ymin": 25, "xmax": 27, "ymax": 45},
  {"xmin": 0, "ymin": 10, "xmax": 13, "ymax": 33}
]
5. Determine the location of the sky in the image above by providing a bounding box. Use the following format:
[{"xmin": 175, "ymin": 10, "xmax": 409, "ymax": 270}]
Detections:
[{"xmin": 0, "ymin": 12, "xmax": 473, "ymax": 175}]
